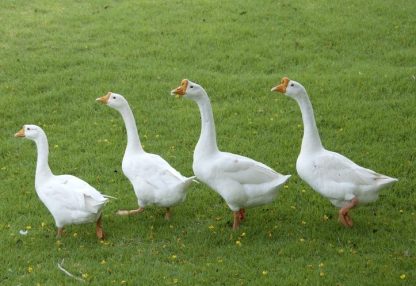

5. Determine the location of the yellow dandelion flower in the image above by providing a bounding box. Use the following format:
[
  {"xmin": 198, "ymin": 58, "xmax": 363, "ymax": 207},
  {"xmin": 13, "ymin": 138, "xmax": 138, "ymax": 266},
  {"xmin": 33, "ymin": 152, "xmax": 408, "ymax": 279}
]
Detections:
[
  {"xmin": 173, "ymin": 278, "xmax": 179, "ymax": 284},
  {"xmin": 208, "ymin": 225, "xmax": 215, "ymax": 230},
  {"xmin": 301, "ymin": 189, "xmax": 306, "ymax": 193},
  {"xmin": 101, "ymin": 260, "xmax": 107, "ymax": 265},
  {"xmin": 54, "ymin": 145, "xmax": 59, "ymax": 148},
  {"xmin": 121, "ymin": 280, "xmax": 127, "ymax": 285},
  {"xmin": 284, "ymin": 185, "xmax": 289, "ymax": 189},
  {"xmin": 262, "ymin": 271, "xmax": 268, "ymax": 275},
  {"xmin": 320, "ymin": 271, "xmax": 325, "ymax": 277},
  {"xmin": 299, "ymin": 238, "xmax": 305, "ymax": 242},
  {"xmin": 82, "ymin": 273, "xmax": 89, "ymax": 279},
  {"xmin": 319, "ymin": 262, "xmax": 324, "ymax": 268},
  {"xmin": 171, "ymin": 255, "xmax": 177, "ymax": 260},
  {"xmin": 236, "ymin": 240, "xmax": 242, "ymax": 246},
  {"xmin": 28, "ymin": 266, "xmax": 33, "ymax": 273},
  {"xmin": 73, "ymin": 232, "xmax": 78, "ymax": 237},
  {"xmin": 290, "ymin": 205, "xmax": 296, "ymax": 209},
  {"xmin": 301, "ymin": 220, "xmax": 306, "ymax": 225},
  {"xmin": 323, "ymin": 215, "xmax": 329, "ymax": 221},
  {"xmin": 241, "ymin": 232, "xmax": 246, "ymax": 237},
  {"xmin": 399, "ymin": 209, "xmax": 404, "ymax": 214},
  {"xmin": 26, "ymin": 225, "xmax": 32, "ymax": 230},
  {"xmin": 41, "ymin": 222, "xmax": 46, "ymax": 228},
  {"xmin": 400, "ymin": 274, "xmax": 406, "ymax": 280}
]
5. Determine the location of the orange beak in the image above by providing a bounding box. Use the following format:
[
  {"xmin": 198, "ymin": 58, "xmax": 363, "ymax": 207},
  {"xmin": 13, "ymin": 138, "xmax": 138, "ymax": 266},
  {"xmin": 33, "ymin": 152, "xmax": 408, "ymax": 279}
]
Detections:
[
  {"xmin": 271, "ymin": 77, "xmax": 290, "ymax": 93},
  {"xmin": 171, "ymin": 79, "xmax": 188, "ymax": 97},
  {"xmin": 15, "ymin": 128, "xmax": 25, "ymax": 138},
  {"xmin": 96, "ymin": 92, "xmax": 111, "ymax": 104}
]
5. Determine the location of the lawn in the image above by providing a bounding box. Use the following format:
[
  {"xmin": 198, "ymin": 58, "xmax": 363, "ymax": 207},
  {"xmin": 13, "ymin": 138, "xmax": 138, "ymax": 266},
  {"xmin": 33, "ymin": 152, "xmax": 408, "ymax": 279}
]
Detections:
[{"xmin": 0, "ymin": 0, "xmax": 415, "ymax": 285}]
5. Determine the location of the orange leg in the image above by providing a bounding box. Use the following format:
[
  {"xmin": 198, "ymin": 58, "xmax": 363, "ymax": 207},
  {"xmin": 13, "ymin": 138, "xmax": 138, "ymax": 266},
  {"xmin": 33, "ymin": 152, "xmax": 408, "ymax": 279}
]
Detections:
[
  {"xmin": 116, "ymin": 207, "xmax": 145, "ymax": 216},
  {"xmin": 338, "ymin": 198, "xmax": 359, "ymax": 227},
  {"xmin": 239, "ymin": 208, "xmax": 246, "ymax": 220},
  {"xmin": 233, "ymin": 211, "xmax": 241, "ymax": 230},
  {"xmin": 56, "ymin": 227, "xmax": 64, "ymax": 238},
  {"xmin": 165, "ymin": 208, "xmax": 172, "ymax": 220},
  {"xmin": 96, "ymin": 215, "xmax": 105, "ymax": 240}
]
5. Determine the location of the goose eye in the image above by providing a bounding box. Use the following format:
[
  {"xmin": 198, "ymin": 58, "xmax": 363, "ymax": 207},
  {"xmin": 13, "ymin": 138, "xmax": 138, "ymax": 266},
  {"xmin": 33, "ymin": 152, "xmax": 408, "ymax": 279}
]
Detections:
[
  {"xmin": 26, "ymin": 127, "xmax": 31, "ymax": 131},
  {"xmin": 190, "ymin": 85, "xmax": 194, "ymax": 88},
  {"xmin": 112, "ymin": 96, "xmax": 116, "ymax": 99},
  {"xmin": 290, "ymin": 83, "xmax": 294, "ymax": 87}
]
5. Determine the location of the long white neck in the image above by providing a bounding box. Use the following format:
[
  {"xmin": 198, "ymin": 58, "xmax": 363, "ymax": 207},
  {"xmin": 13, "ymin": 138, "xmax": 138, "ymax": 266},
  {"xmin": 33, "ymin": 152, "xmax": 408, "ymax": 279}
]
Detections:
[
  {"xmin": 33, "ymin": 132, "xmax": 53, "ymax": 186},
  {"xmin": 294, "ymin": 92, "xmax": 323, "ymax": 153},
  {"xmin": 193, "ymin": 93, "xmax": 219, "ymax": 156},
  {"xmin": 117, "ymin": 104, "xmax": 144, "ymax": 154}
]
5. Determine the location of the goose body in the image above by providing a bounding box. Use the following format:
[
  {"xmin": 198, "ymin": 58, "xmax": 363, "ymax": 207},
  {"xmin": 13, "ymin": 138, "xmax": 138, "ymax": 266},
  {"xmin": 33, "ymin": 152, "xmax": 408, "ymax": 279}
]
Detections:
[
  {"xmin": 271, "ymin": 77, "xmax": 397, "ymax": 227},
  {"xmin": 97, "ymin": 92, "xmax": 195, "ymax": 219},
  {"xmin": 193, "ymin": 151, "xmax": 289, "ymax": 211},
  {"xmin": 297, "ymin": 149, "xmax": 396, "ymax": 207},
  {"xmin": 15, "ymin": 125, "xmax": 109, "ymax": 238},
  {"xmin": 172, "ymin": 79, "xmax": 290, "ymax": 229},
  {"xmin": 122, "ymin": 150, "xmax": 194, "ymax": 209}
]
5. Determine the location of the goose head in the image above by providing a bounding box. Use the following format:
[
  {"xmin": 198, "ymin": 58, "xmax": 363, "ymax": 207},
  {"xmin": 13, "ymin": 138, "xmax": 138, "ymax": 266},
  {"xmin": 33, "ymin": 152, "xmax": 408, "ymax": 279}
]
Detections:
[
  {"xmin": 96, "ymin": 92, "xmax": 128, "ymax": 110},
  {"xmin": 271, "ymin": 77, "xmax": 307, "ymax": 99},
  {"xmin": 15, "ymin": 124, "xmax": 44, "ymax": 141},
  {"xmin": 171, "ymin": 79, "xmax": 206, "ymax": 101}
]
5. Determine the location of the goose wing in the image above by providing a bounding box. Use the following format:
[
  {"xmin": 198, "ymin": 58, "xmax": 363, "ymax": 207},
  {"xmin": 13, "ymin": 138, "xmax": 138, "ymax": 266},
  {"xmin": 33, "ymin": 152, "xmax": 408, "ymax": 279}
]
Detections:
[
  {"xmin": 309, "ymin": 150, "xmax": 395, "ymax": 188},
  {"xmin": 126, "ymin": 153, "xmax": 188, "ymax": 190},
  {"xmin": 39, "ymin": 175, "xmax": 107, "ymax": 213},
  {"xmin": 214, "ymin": 152, "xmax": 283, "ymax": 184}
]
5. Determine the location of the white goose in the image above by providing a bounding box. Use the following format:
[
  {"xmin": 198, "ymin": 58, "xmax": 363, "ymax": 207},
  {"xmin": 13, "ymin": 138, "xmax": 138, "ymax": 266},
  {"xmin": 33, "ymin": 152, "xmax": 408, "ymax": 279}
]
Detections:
[
  {"xmin": 15, "ymin": 125, "xmax": 110, "ymax": 238},
  {"xmin": 271, "ymin": 77, "xmax": 398, "ymax": 227},
  {"xmin": 96, "ymin": 92, "xmax": 195, "ymax": 219},
  {"xmin": 171, "ymin": 79, "xmax": 290, "ymax": 229}
]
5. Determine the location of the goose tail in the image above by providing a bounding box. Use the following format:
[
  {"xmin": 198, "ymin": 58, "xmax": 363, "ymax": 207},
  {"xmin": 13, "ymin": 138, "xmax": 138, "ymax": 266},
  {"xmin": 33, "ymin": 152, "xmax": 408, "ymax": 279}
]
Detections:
[{"xmin": 376, "ymin": 175, "xmax": 398, "ymax": 189}]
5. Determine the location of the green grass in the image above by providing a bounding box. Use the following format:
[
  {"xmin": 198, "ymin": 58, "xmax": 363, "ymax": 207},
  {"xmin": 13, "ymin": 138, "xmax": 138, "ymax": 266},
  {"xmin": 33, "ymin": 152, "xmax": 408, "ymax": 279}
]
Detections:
[{"xmin": 1, "ymin": 0, "xmax": 415, "ymax": 285}]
